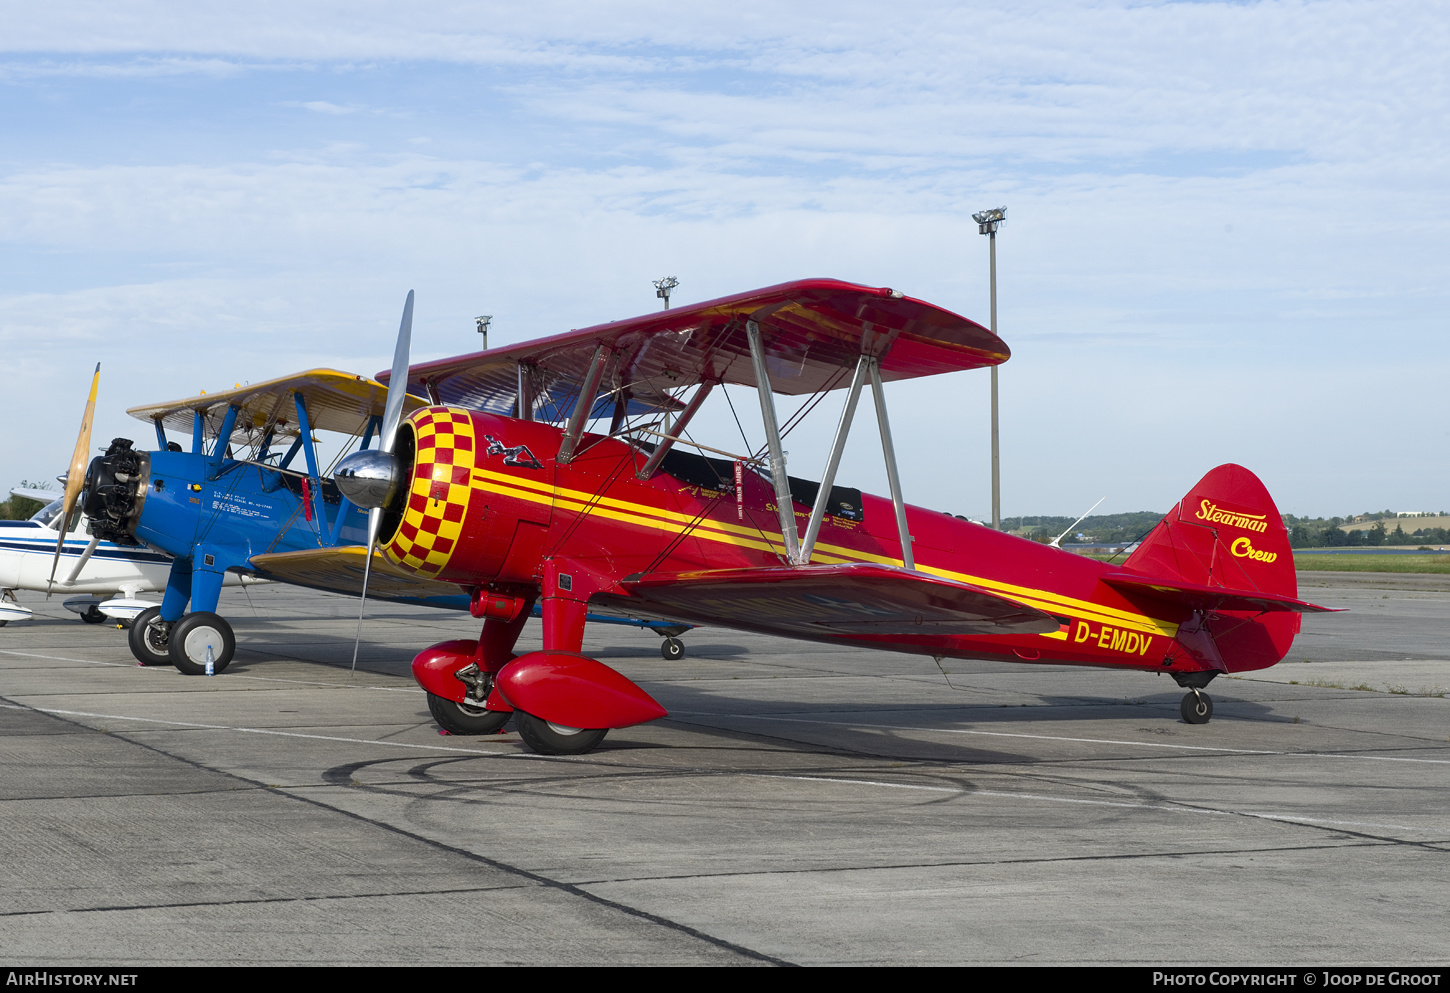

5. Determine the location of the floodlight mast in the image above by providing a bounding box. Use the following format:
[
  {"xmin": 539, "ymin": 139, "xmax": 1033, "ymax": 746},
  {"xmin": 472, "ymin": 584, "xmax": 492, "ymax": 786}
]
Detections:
[
  {"xmin": 972, "ymin": 206, "xmax": 1006, "ymax": 531},
  {"xmin": 475, "ymin": 315, "xmax": 493, "ymax": 350},
  {"xmin": 653, "ymin": 276, "xmax": 679, "ymax": 310}
]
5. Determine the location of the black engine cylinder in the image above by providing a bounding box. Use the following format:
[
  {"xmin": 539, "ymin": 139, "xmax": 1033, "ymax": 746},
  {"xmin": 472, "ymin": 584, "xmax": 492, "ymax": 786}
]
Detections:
[{"xmin": 81, "ymin": 438, "xmax": 148, "ymax": 544}]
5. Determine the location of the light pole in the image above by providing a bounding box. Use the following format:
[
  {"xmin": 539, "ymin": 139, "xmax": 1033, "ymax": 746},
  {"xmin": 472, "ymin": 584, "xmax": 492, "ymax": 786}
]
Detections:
[
  {"xmin": 972, "ymin": 206, "xmax": 1006, "ymax": 530},
  {"xmin": 653, "ymin": 276, "xmax": 679, "ymax": 310}
]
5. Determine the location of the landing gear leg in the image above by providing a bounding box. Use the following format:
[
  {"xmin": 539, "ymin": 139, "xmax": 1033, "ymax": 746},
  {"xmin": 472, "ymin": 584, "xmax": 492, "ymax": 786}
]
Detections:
[{"xmin": 1181, "ymin": 689, "xmax": 1213, "ymax": 725}]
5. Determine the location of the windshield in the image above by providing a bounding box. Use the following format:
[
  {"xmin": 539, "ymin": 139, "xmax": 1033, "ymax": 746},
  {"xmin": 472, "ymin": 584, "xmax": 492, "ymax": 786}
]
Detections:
[
  {"xmin": 30, "ymin": 498, "xmax": 86, "ymax": 533},
  {"xmin": 31, "ymin": 498, "xmax": 65, "ymax": 527}
]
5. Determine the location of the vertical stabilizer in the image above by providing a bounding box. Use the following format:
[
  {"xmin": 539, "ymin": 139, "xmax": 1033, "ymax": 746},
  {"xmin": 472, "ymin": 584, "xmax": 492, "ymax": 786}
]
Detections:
[{"xmin": 1123, "ymin": 464, "xmax": 1300, "ymax": 672}]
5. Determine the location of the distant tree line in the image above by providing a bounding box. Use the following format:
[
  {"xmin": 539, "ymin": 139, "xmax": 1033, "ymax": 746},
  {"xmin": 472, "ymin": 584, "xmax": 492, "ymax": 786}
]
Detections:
[
  {"xmin": 0, "ymin": 490, "xmax": 46, "ymax": 521},
  {"xmin": 992, "ymin": 511, "xmax": 1167, "ymax": 545},
  {"xmin": 989, "ymin": 511, "xmax": 1449, "ymax": 549},
  {"xmin": 1285, "ymin": 515, "xmax": 1449, "ymax": 548}
]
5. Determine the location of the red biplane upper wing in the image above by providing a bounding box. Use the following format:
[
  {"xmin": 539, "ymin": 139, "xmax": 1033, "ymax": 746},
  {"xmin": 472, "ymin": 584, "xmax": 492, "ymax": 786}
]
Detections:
[
  {"xmin": 382, "ymin": 278, "xmax": 1008, "ymax": 416},
  {"xmin": 617, "ymin": 563, "xmax": 1057, "ymax": 638}
]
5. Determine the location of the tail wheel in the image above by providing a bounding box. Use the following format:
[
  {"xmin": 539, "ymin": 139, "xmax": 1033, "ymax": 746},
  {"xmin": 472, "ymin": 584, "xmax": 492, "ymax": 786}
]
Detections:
[
  {"xmin": 514, "ymin": 711, "xmax": 608, "ymax": 756},
  {"xmin": 168, "ymin": 611, "xmax": 236, "ymax": 675},
  {"xmin": 426, "ymin": 693, "xmax": 510, "ymax": 735},
  {"xmin": 1181, "ymin": 691, "xmax": 1213, "ymax": 725},
  {"xmin": 660, "ymin": 637, "xmax": 685, "ymax": 661},
  {"xmin": 127, "ymin": 607, "xmax": 172, "ymax": 666}
]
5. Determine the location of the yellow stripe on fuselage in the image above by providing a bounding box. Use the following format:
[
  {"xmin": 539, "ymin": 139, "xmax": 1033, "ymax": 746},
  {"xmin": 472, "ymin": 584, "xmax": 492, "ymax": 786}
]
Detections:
[{"xmin": 471, "ymin": 467, "xmax": 1179, "ymax": 638}]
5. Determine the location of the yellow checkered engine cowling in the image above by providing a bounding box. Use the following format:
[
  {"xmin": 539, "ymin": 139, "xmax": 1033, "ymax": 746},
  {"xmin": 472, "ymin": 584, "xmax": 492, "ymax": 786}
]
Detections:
[{"xmin": 382, "ymin": 407, "xmax": 481, "ymax": 579}]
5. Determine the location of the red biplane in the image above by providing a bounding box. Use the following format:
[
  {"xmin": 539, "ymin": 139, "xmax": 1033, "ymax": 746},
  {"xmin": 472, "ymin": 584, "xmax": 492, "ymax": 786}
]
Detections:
[{"xmin": 329, "ymin": 278, "xmax": 1330, "ymax": 755}]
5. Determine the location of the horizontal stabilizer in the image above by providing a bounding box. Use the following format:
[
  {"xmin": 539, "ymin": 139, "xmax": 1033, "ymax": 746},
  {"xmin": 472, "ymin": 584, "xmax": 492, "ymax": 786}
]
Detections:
[
  {"xmin": 1101, "ymin": 572, "xmax": 1337, "ymax": 614},
  {"xmin": 621, "ymin": 563, "xmax": 1058, "ymax": 637},
  {"xmin": 249, "ymin": 546, "xmax": 465, "ymax": 604}
]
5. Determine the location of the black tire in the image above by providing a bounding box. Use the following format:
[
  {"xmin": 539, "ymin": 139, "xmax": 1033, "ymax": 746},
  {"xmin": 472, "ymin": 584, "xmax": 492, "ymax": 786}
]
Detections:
[
  {"xmin": 80, "ymin": 605, "xmax": 107, "ymax": 624},
  {"xmin": 168, "ymin": 611, "xmax": 236, "ymax": 675},
  {"xmin": 0, "ymin": 620, "xmax": 8, "ymax": 628},
  {"xmin": 128, "ymin": 607, "xmax": 172, "ymax": 666},
  {"xmin": 514, "ymin": 711, "xmax": 608, "ymax": 756},
  {"xmin": 1181, "ymin": 691, "xmax": 1213, "ymax": 725},
  {"xmin": 427, "ymin": 693, "xmax": 511, "ymax": 735},
  {"xmin": 660, "ymin": 637, "xmax": 685, "ymax": 661}
]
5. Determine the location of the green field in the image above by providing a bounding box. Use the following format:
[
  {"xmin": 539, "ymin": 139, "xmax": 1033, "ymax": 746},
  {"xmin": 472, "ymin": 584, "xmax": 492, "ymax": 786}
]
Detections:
[{"xmin": 1293, "ymin": 553, "xmax": 1450, "ymax": 574}]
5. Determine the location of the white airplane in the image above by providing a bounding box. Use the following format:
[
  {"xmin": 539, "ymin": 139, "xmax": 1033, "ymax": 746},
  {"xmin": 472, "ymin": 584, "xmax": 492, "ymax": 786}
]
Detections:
[{"xmin": 0, "ymin": 487, "xmax": 252, "ymax": 626}]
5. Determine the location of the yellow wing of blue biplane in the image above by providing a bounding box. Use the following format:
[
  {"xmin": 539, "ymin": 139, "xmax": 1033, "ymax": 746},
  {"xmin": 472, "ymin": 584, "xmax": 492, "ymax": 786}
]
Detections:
[
  {"xmin": 248, "ymin": 545, "xmax": 465, "ymax": 603},
  {"xmin": 127, "ymin": 369, "xmax": 431, "ymax": 444}
]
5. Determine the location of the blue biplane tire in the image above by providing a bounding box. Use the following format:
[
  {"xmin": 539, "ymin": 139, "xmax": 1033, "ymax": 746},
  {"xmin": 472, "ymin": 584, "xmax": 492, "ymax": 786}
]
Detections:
[
  {"xmin": 514, "ymin": 711, "xmax": 608, "ymax": 756},
  {"xmin": 426, "ymin": 693, "xmax": 510, "ymax": 735},
  {"xmin": 169, "ymin": 611, "xmax": 235, "ymax": 675},
  {"xmin": 1181, "ymin": 691, "xmax": 1213, "ymax": 725},
  {"xmin": 127, "ymin": 607, "xmax": 172, "ymax": 666},
  {"xmin": 660, "ymin": 637, "xmax": 685, "ymax": 661}
]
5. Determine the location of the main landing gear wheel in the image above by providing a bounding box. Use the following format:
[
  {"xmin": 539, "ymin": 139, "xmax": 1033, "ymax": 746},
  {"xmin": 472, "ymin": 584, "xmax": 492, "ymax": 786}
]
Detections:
[
  {"xmin": 80, "ymin": 605, "xmax": 107, "ymax": 624},
  {"xmin": 514, "ymin": 711, "xmax": 608, "ymax": 756},
  {"xmin": 168, "ymin": 611, "xmax": 235, "ymax": 675},
  {"xmin": 127, "ymin": 607, "xmax": 172, "ymax": 666},
  {"xmin": 660, "ymin": 637, "xmax": 685, "ymax": 661},
  {"xmin": 427, "ymin": 693, "xmax": 510, "ymax": 735},
  {"xmin": 1181, "ymin": 691, "xmax": 1213, "ymax": 725}
]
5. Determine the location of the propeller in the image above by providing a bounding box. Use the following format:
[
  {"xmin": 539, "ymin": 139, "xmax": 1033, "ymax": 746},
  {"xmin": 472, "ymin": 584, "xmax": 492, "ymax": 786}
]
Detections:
[
  {"xmin": 48, "ymin": 364, "xmax": 101, "ymax": 595},
  {"xmin": 336, "ymin": 291, "xmax": 414, "ymax": 672}
]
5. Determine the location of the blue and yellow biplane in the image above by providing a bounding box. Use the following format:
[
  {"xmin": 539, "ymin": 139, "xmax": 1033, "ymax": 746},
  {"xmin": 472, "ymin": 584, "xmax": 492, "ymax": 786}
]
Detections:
[{"xmin": 73, "ymin": 302, "xmax": 688, "ymax": 673}]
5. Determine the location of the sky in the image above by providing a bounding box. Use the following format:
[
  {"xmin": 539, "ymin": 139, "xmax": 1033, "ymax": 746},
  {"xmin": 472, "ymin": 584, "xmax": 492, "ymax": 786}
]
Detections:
[{"xmin": 1, "ymin": 0, "xmax": 1445, "ymax": 520}]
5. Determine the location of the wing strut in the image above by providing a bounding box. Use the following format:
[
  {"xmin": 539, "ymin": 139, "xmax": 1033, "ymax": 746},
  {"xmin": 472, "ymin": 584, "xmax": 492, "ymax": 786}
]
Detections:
[
  {"xmin": 557, "ymin": 345, "xmax": 609, "ymax": 464},
  {"xmin": 746, "ymin": 319, "xmax": 801, "ymax": 563},
  {"xmin": 869, "ymin": 358, "xmax": 914, "ymax": 571},
  {"xmin": 799, "ymin": 354, "xmax": 870, "ymax": 564},
  {"xmin": 636, "ymin": 381, "xmax": 715, "ymax": 480}
]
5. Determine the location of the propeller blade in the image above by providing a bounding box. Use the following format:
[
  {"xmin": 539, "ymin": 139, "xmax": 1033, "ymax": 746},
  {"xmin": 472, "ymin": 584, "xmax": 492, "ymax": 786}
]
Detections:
[
  {"xmin": 350, "ymin": 532, "xmax": 378, "ymax": 675},
  {"xmin": 379, "ymin": 290, "xmax": 414, "ymax": 455},
  {"xmin": 65, "ymin": 534, "xmax": 101, "ymax": 585},
  {"xmin": 49, "ymin": 363, "xmax": 101, "ymax": 594},
  {"xmin": 352, "ymin": 292, "xmax": 414, "ymax": 673}
]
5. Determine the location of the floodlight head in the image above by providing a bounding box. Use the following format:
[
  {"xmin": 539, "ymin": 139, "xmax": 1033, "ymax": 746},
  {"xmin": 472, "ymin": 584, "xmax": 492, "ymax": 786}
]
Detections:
[
  {"xmin": 475, "ymin": 314, "xmax": 493, "ymax": 349},
  {"xmin": 653, "ymin": 276, "xmax": 679, "ymax": 309},
  {"xmin": 972, "ymin": 206, "xmax": 1007, "ymax": 235}
]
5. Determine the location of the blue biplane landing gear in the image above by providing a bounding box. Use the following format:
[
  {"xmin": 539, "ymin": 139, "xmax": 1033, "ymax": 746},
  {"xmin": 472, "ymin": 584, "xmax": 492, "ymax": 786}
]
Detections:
[
  {"xmin": 168, "ymin": 612, "xmax": 236, "ymax": 675},
  {"xmin": 127, "ymin": 607, "xmax": 172, "ymax": 666}
]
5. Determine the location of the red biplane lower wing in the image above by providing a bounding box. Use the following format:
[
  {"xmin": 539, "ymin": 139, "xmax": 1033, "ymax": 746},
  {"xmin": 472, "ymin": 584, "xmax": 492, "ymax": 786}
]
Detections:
[
  {"xmin": 619, "ymin": 563, "xmax": 1058, "ymax": 638},
  {"xmin": 1100, "ymin": 573, "xmax": 1337, "ymax": 614}
]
